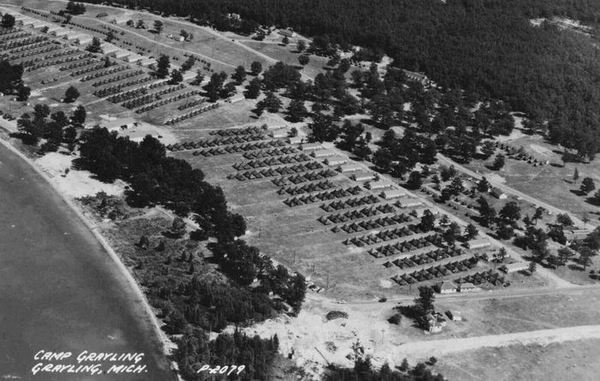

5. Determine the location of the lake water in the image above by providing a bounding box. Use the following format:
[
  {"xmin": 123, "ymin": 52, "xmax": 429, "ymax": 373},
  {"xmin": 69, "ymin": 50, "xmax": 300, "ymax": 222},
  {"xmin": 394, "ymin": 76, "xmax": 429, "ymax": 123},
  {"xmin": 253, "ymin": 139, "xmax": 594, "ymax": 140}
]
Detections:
[{"xmin": 0, "ymin": 143, "xmax": 175, "ymax": 380}]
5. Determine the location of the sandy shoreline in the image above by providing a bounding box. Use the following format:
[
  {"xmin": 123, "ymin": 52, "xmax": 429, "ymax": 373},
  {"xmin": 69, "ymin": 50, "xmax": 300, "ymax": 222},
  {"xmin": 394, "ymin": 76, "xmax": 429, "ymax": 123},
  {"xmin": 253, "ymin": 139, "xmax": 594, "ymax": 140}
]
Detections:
[{"xmin": 0, "ymin": 131, "xmax": 178, "ymax": 378}]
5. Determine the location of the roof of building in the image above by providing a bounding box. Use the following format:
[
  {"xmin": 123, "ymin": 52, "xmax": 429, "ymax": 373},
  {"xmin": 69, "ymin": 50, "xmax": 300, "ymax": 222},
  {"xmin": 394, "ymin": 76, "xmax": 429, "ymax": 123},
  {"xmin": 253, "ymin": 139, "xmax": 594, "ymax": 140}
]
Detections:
[
  {"xmin": 325, "ymin": 155, "xmax": 347, "ymax": 164},
  {"xmin": 312, "ymin": 149, "xmax": 334, "ymax": 157},
  {"xmin": 399, "ymin": 199, "xmax": 422, "ymax": 207},
  {"xmin": 301, "ymin": 142, "xmax": 323, "ymax": 151},
  {"xmin": 352, "ymin": 171, "xmax": 375, "ymax": 180},
  {"xmin": 339, "ymin": 163, "xmax": 362, "ymax": 172},
  {"xmin": 367, "ymin": 180, "xmax": 393, "ymax": 189},
  {"xmin": 491, "ymin": 187, "xmax": 506, "ymax": 195},
  {"xmin": 505, "ymin": 262, "xmax": 528, "ymax": 271},
  {"xmin": 381, "ymin": 189, "xmax": 406, "ymax": 199},
  {"xmin": 439, "ymin": 280, "xmax": 458, "ymax": 290},
  {"xmin": 466, "ymin": 238, "xmax": 490, "ymax": 248}
]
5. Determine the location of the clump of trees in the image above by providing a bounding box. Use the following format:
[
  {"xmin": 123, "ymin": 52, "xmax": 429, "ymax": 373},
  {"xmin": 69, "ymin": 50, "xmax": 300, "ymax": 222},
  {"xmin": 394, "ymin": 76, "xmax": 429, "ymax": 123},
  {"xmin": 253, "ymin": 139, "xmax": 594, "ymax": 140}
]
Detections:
[
  {"xmin": 86, "ymin": 37, "xmax": 102, "ymax": 53},
  {"xmin": 64, "ymin": 86, "xmax": 80, "ymax": 103},
  {"xmin": 65, "ymin": 1, "xmax": 86, "ymax": 15},
  {"xmin": 0, "ymin": 60, "xmax": 28, "ymax": 101},
  {"xmin": 17, "ymin": 104, "xmax": 85, "ymax": 150},
  {"xmin": 155, "ymin": 54, "xmax": 170, "ymax": 78},
  {"xmin": 174, "ymin": 329, "xmax": 279, "ymax": 381},
  {"xmin": 1, "ymin": 13, "xmax": 15, "ymax": 28}
]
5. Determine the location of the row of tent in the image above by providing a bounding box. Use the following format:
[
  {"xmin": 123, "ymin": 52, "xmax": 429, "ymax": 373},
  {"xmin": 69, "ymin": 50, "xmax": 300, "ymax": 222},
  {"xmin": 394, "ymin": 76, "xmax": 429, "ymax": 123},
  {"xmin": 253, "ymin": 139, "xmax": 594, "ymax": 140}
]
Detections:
[
  {"xmin": 283, "ymin": 186, "xmax": 363, "ymax": 207},
  {"xmin": 392, "ymin": 257, "xmax": 481, "ymax": 284},
  {"xmin": 271, "ymin": 170, "xmax": 338, "ymax": 186},
  {"xmin": 232, "ymin": 154, "xmax": 312, "ymax": 170},
  {"xmin": 279, "ymin": 180, "xmax": 335, "ymax": 195},
  {"xmin": 171, "ymin": 139, "xmax": 285, "ymax": 153},
  {"xmin": 319, "ymin": 203, "xmax": 397, "ymax": 224},
  {"xmin": 333, "ymin": 214, "xmax": 413, "ymax": 234},
  {"xmin": 167, "ymin": 134, "xmax": 266, "ymax": 151},
  {"xmin": 210, "ymin": 126, "xmax": 265, "ymax": 136},
  {"xmin": 320, "ymin": 195, "xmax": 380, "ymax": 212},
  {"xmin": 389, "ymin": 246, "xmax": 465, "ymax": 269},
  {"xmin": 243, "ymin": 147, "xmax": 297, "ymax": 159},
  {"xmin": 367, "ymin": 232, "xmax": 441, "ymax": 257},
  {"xmin": 345, "ymin": 224, "xmax": 423, "ymax": 247},
  {"xmin": 236, "ymin": 162, "xmax": 323, "ymax": 180}
]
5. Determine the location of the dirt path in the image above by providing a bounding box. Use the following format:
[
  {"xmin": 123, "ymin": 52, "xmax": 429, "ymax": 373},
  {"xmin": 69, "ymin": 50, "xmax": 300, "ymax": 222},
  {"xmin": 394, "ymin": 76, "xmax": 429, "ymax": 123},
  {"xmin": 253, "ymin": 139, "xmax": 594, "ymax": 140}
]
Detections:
[
  {"xmin": 437, "ymin": 153, "xmax": 593, "ymax": 228},
  {"xmin": 395, "ymin": 325, "xmax": 600, "ymax": 361}
]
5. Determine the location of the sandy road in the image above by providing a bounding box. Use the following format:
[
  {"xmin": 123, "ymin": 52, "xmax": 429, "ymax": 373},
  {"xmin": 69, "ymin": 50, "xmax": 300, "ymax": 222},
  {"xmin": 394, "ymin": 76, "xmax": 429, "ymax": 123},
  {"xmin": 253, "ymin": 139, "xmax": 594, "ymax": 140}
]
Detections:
[
  {"xmin": 437, "ymin": 153, "xmax": 593, "ymax": 228},
  {"xmin": 395, "ymin": 324, "xmax": 600, "ymax": 361}
]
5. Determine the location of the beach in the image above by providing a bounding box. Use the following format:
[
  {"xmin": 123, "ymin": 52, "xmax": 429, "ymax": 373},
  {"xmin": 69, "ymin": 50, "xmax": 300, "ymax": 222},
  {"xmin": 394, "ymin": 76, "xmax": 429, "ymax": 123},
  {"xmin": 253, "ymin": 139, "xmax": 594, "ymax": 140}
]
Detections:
[{"xmin": 0, "ymin": 139, "xmax": 175, "ymax": 380}]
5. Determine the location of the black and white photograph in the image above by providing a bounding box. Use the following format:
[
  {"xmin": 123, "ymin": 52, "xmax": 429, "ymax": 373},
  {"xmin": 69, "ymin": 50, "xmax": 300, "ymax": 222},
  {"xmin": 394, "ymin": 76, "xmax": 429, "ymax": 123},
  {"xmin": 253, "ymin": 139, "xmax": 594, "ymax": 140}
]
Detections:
[{"xmin": 1, "ymin": 0, "xmax": 600, "ymax": 380}]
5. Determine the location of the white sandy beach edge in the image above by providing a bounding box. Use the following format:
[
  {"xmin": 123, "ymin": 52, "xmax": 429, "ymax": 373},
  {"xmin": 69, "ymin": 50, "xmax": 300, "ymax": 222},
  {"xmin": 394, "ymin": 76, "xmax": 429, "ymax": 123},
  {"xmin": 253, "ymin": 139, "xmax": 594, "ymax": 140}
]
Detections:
[{"xmin": 0, "ymin": 132, "xmax": 179, "ymax": 376}]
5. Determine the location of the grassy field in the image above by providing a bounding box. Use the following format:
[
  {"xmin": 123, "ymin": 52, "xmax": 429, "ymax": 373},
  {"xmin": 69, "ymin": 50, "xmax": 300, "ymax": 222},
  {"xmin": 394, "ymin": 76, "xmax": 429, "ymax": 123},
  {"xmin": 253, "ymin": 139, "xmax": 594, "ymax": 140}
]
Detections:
[
  {"xmin": 468, "ymin": 132, "xmax": 600, "ymax": 223},
  {"xmin": 240, "ymin": 40, "xmax": 330, "ymax": 79},
  {"xmin": 434, "ymin": 339, "xmax": 600, "ymax": 381}
]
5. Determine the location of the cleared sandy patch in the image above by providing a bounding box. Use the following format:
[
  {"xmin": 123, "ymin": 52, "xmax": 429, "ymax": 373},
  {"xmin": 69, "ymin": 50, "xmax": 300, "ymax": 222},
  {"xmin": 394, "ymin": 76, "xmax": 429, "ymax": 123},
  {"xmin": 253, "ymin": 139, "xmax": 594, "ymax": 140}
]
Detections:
[{"xmin": 35, "ymin": 152, "xmax": 124, "ymax": 198}]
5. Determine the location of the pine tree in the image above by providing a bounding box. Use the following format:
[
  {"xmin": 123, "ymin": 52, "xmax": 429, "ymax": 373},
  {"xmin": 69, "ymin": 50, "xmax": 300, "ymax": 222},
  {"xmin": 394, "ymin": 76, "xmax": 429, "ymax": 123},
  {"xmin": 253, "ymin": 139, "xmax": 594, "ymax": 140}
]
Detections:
[
  {"xmin": 64, "ymin": 86, "xmax": 80, "ymax": 103},
  {"xmin": 169, "ymin": 69, "xmax": 183, "ymax": 85},
  {"xmin": 86, "ymin": 37, "xmax": 102, "ymax": 53},
  {"xmin": 156, "ymin": 55, "xmax": 170, "ymax": 78}
]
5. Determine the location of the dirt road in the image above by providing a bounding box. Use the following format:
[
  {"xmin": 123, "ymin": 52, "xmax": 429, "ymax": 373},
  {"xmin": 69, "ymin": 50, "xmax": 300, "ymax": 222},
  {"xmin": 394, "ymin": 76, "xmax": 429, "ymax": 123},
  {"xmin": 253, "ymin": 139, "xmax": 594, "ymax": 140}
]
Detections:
[
  {"xmin": 437, "ymin": 153, "xmax": 593, "ymax": 228},
  {"xmin": 395, "ymin": 324, "xmax": 600, "ymax": 361}
]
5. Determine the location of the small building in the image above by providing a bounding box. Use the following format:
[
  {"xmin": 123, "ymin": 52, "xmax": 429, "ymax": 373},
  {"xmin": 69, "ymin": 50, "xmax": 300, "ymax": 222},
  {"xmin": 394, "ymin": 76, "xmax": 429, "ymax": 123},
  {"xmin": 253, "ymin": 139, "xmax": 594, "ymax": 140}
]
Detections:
[
  {"xmin": 139, "ymin": 57, "xmax": 156, "ymax": 67},
  {"xmin": 390, "ymin": 126, "xmax": 404, "ymax": 137},
  {"xmin": 271, "ymin": 129, "xmax": 288, "ymax": 139},
  {"xmin": 461, "ymin": 179, "xmax": 477, "ymax": 190},
  {"xmin": 311, "ymin": 149, "xmax": 334, "ymax": 158},
  {"xmin": 289, "ymin": 136, "xmax": 303, "ymax": 145},
  {"xmin": 490, "ymin": 187, "xmax": 507, "ymax": 199},
  {"xmin": 565, "ymin": 228, "xmax": 591, "ymax": 245},
  {"xmin": 301, "ymin": 142, "xmax": 323, "ymax": 151},
  {"xmin": 398, "ymin": 199, "xmax": 422, "ymax": 208},
  {"xmin": 422, "ymin": 184, "xmax": 442, "ymax": 199},
  {"xmin": 366, "ymin": 180, "xmax": 392, "ymax": 190},
  {"xmin": 402, "ymin": 69, "xmax": 431, "ymax": 85},
  {"xmin": 114, "ymin": 50, "xmax": 130, "ymax": 60},
  {"xmin": 101, "ymin": 43, "xmax": 119, "ymax": 56},
  {"xmin": 324, "ymin": 156, "xmax": 346, "ymax": 166},
  {"xmin": 227, "ymin": 94, "xmax": 245, "ymax": 104},
  {"xmin": 64, "ymin": 31, "xmax": 81, "ymax": 42},
  {"xmin": 465, "ymin": 238, "xmax": 491, "ymax": 250},
  {"xmin": 278, "ymin": 29, "xmax": 296, "ymax": 38},
  {"xmin": 52, "ymin": 29, "xmax": 69, "ymax": 38},
  {"xmin": 437, "ymin": 281, "xmax": 458, "ymax": 294},
  {"xmin": 459, "ymin": 282, "xmax": 480, "ymax": 293},
  {"xmin": 381, "ymin": 189, "xmax": 406, "ymax": 200},
  {"xmin": 425, "ymin": 313, "xmax": 445, "ymax": 333},
  {"xmin": 338, "ymin": 163, "xmax": 362, "ymax": 173},
  {"xmin": 500, "ymin": 262, "xmax": 528, "ymax": 274},
  {"xmin": 46, "ymin": 26, "xmax": 62, "ymax": 35},
  {"xmin": 76, "ymin": 34, "xmax": 93, "ymax": 45},
  {"xmin": 31, "ymin": 21, "xmax": 47, "ymax": 30},
  {"xmin": 125, "ymin": 53, "xmax": 144, "ymax": 63},
  {"xmin": 352, "ymin": 171, "xmax": 375, "ymax": 182}
]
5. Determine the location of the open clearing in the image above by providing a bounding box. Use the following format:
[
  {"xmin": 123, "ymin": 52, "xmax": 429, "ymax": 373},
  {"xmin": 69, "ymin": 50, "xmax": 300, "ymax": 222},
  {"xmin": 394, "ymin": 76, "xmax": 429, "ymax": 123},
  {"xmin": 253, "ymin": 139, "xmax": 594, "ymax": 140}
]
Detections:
[{"xmin": 434, "ymin": 339, "xmax": 600, "ymax": 381}]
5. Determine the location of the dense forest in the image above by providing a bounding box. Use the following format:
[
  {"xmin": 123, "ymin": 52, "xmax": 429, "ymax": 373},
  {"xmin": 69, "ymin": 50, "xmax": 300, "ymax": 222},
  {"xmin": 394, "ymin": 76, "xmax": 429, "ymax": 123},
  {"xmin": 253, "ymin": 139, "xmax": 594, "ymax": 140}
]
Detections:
[
  {"xmin": 75, "ymin": 129, "xmax": 305, "ymax": 380},
  {"xmin": 84, "ymin": 0, "xmax": 600, "ymax": 158}
]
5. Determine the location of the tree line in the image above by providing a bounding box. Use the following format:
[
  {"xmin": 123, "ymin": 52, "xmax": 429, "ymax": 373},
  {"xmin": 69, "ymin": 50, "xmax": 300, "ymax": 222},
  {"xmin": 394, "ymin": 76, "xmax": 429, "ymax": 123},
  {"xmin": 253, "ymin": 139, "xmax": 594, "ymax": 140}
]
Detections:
[
  {"xmin": 75, "ymin": 128, "xmax": 306, "ymax": 379},
  {"xmin": 82, "ymin": 0, "xmax": 600, "ymax": 159}
]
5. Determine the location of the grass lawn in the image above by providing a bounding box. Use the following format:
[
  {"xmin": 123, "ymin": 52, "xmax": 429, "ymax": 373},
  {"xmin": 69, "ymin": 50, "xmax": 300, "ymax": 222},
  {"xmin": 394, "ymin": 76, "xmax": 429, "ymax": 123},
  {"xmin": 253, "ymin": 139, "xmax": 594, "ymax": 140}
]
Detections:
[{"xmin": 434, "ymin": 339, "xmax": 600, "ymax": 381}]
